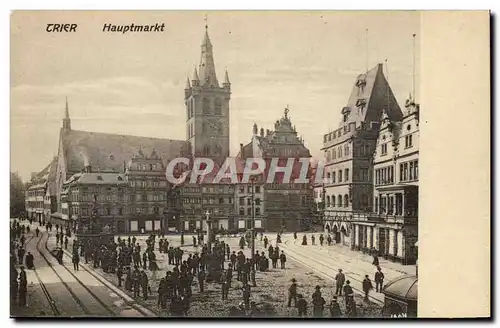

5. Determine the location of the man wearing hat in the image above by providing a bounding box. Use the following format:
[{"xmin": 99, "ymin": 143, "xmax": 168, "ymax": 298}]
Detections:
[
  {"xmin": 374, "ymin": 267, "xmax": 384, "ymax": 292},
  {"xmin": 329, "ymin": 296, "xmax": 342, "ymax": 317},
  {"xmin": 287, "ymin": 278, "xmax": 298, "ymax": 307},
  {"xmin": 335, "ymin": 269, "xmax": 345, "ymax": 295}
]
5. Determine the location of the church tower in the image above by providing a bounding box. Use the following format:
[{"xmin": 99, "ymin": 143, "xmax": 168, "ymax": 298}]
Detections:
[{"xmin": 185, "ymin": 23, "xmax": 231, "ymax": 163}]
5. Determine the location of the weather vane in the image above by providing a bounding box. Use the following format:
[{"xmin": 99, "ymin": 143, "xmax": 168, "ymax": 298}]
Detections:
[{"xmin": 204, "ymin": 14, "xmax": 208, "ymax": 29}]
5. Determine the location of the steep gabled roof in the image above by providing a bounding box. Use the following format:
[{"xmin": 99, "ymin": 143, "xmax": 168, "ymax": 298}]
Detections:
[
  {"xmin": 341, "ymin": 63, "xmax": 403, "ymax": 126},
  {"xmin": 62, "ymin": 129, "xmax": 190, "ymax": 174}
]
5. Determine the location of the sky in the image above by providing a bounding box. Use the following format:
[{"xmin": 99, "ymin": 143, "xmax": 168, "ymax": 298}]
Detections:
[{"xmin": 11, "ymin": 11, "xmax": 420, "ymax": 182}]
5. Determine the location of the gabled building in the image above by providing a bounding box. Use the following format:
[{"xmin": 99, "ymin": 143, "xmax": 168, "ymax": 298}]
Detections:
[
  {"xmin": 368, "ymin": 95, "xmax": 419, "ymax": 264},
  {"xmin": 321, "ymin": 63, "xmax": 403, "ymax": 247},
  {"xmin": 239, "ymin": 107, "xmax": 314, "ymax": 232},
  {"xmin": 25, "ymin": 157, "xmax": 57, "ymax": 223}
]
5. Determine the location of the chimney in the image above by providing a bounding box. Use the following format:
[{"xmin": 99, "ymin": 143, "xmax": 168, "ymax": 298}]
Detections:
[{"xmin": 240, "ymin": 143, "xmax": 244, "ymax": 156}]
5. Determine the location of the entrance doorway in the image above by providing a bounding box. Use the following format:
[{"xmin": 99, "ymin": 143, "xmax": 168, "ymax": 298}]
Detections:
[{"xmin": 378, "ymin": 228, "xmax": 387, "ymax": 255}]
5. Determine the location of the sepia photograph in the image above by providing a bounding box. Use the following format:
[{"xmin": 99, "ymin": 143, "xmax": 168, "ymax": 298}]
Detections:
[{"xmin": 8, "ymin": 10, "xmax": 489, "ymax": 319}]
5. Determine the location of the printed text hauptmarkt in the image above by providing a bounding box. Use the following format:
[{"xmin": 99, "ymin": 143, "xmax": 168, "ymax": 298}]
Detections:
[{"xmin": 102, "ymin": 23, "xmax": 165, "ymax": 34}]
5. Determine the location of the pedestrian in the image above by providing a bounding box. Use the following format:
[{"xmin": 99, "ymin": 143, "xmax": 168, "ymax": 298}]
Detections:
[
  {"xmin": 140, "ymin": 270, "xmax": 149, "ymax": 300},
  {"xmin": 375, "ymin": 267, "xmax": 384, "ymax": 292},
  {"xmin": 72, "ymin": 251, "xmax": 80, "ymax": 271},
  {"xmin": 279, "ymin": 251, "xmax": 287, "ymax": 269},
  {"xmin": 372, "ymin": 251, "xmax": 380, "ymax": 267},
  {"xmin": 192, "ymin": 235, "xmax": 197, "ymax": 247},
  {"xmin": 302, "ymin": 235, "xmax": 307, "ymax": 246},
  {"xmin": 35, "ymin": 227, "xmax": 40, "ymax": 238},
  {"xmin": 319, "ymin": 234, "xmax": 324, "ymax": 246},
  {"xmin": 142, "ymin": 251, "xmax": 147, "ymax": 270},
  {"xmin": 18, "ymin": 266, "xmax": 27, "ymax": 306},
  {"xmin": 293, "ymin": 232, "xmax": 297, "ymax": 240},
  {"xmin": 132, "ymin": 268, "xmax": 141, "ymax": 298},
  {"xmin": 343, "ymin": 280, "xmax": 354, "ymax": 306},
  {"xmin": 25, "ymin": 252, "xmax": 34, "ymax": 270},
  {"xmin": 335, "ymin": 269, "xmax": 345, "ymax": 295},
  {"xmin": 362, "ymin": 274, "xmax": 373, "ymax": 302},
  {"xmin": 346, "ymin": 296, "xmax": 357, "ymax": 317},
  {"xmin": 197, "ymin": 269, "xmax": 206, "ymax": 292},
  {"xmin": 311, "ymin": 234, "xmax": 316, "ymax": 245},
  {"xmin": 312, "ymin": 293, "xmax": 326, "ymax": 317},
  {"xmin": 287, "ymin": 278, "xmax": 298, "ymax": 307},
  {"xmin": 221, "ymin": 276, "xmax": 230, "ymax": 300},
  {"xmin": 329, "ymin": 296, "xmax": 342, "ymax": 317},
  {"xmin": 263, "ymin": 236, "xmax": 268, "ymax": 249},
  {"xmin": 296, "ymin": 294, "xmax": 308, "ymax": 317},
  {"xmin": 242, "ymin": 284, "xmax": 251, "ymax": 309},
  {"xmin": 117, "ymin": 265, "xmax": 123, "ymax": 287},
  {"xmin": 64, "ymin": 236, "xmax": 68, "ymax": 250}
]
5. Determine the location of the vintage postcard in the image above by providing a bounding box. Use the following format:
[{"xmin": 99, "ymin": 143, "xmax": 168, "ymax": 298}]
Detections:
[{"xmin": 9, "ymin": 10, "xmax": 490, "ymax": 319}]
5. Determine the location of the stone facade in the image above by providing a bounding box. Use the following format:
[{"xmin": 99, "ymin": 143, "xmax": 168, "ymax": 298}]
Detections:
[{"xmin": 239, "ymin": 108, "xmax": 315, "ymax": 232}]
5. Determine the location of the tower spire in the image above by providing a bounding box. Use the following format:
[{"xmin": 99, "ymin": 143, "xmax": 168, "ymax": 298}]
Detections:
[
  {"xmin": 412, "ymin": 33, "xmax": 416, "ymax": 101},
  {"xmin": 199, "ymin": 18, "xmax": 218, "ymax": 87},
  {"xmin": 385, "ymin": 59, "xmax": 390, "ymax": 111},
  {"xmin": 365, "ymin": 29, "xmax": 369, "ymax": 73},
  {"xmin": 63, "ymin": 96, "xmax": 71, "ymax": 131}
]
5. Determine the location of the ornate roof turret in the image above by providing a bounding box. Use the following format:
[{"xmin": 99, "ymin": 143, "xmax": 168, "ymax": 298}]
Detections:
[
  {"xmin": 150, "ymin": 148, "xmax": 159, "ymax": 160},
  {"xmin": 223, "ymin": 68, "xmax": 230, "ymax": 87},
  {"xmin": 192, "ymin": 66, "xmax": 200, "ymax": 87}
]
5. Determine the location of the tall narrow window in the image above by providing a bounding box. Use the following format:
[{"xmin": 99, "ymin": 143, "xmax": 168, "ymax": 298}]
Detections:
[
  {"xmin": 202, "ymin": 98, "xmax": 210, "ymax": 114},
  {"xmin": 214, "ymin": 98, "xmax": 222, "ymax": 115},
  {"xmin": 339, "ymin": 170, "xmax": 343, "ymax": 183}
]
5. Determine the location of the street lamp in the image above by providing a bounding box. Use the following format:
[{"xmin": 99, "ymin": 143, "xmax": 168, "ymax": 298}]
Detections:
[
  {"xmin": 250, "ymin": 176, "xmax": 256, "ymax": 262},
  {"xmin": 204, "ymin": 210, "xmax": 212, "ymax": 250}
]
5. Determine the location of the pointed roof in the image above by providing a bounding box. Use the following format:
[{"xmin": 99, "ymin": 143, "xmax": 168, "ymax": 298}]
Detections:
[
  {"xmin": 192, "ymin": 66, "xmax": 199, "ymax": 81},
  {"xmin": 185, "ymin": 77, "xmax": 191, "ymax": 89},
  {"xmin": 198, "ymin": 27, "xmax": 219, "ymax": 87},
  {"xmin": 224, "ymin": 68, "xmax": 230, "ymax": 85},
  {"xmin": 65, "ymin": 96, "xmax": 70, "ymax": 120},
  {"xmin": 340, "ymin": 63, "xmax": 403, "ymax": 126}
]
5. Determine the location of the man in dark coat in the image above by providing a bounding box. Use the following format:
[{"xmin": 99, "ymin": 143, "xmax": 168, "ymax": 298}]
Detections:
[
  {"xmin": 279, "ymin": 251, "xmax": 287, "ymax": 269},
  {"xmin": 343, "ymin": 281, "xmax": 354, "ymax": 306},
  {"xmin": 375, "ymin": 267, "xmax": 385, "ymax": 292},
  {"xmin": 335, "ymin": 269, "xmax": 345, "ymax": 295},
  {"xmin": 18, "ymin": 266, "xmax": 27, "ymax": 306},
  {"xmin": 72, "ymin": 251, "xmax": 80, "ymax": 271},
  {"xmin": 287, "ymin": 278, "xmax": 298, "ymax": 307},
  {"xmin": 140, "ymin": 270, "xmax": 149, "ymax": 300},
  {"xmin": 197, "ymin": 269, "xmax": 206, "ymax": 292},
  {"xmin": 362, "ymin": 274, "xmax": 373, "ymax": 301},
  {"xmin": 25, "ymin": 252, "xmax": 34, "ymax": 270}
]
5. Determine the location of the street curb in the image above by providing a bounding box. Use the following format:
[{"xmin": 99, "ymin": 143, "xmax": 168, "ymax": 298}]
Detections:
[{"xmin": 60, "ymin": 247, "xmax": 156, "ymax": 317}]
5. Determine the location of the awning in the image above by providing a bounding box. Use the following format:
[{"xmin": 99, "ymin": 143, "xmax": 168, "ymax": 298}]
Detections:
[{"xmin": 50, "ymin": 212, "xmax": 63, "ymax": 219}]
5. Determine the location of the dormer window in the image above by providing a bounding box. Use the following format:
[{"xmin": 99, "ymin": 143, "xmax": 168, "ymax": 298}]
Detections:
[
  {"xmin": 355, "ymin": 78, "xmax": 366, "ymax": 88},
  {"xmin": 356, "ymin": 98, "xmax": 367, "ymax": 108}
]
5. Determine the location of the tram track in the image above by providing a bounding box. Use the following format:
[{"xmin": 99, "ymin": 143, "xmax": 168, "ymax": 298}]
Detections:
[
  {"xmin": 269, "ymin": 238, "xmax": 384, "ymax": 306},
  {"xmin": 36, "ymin": 232, "xmax": 116, "ymax": 317}
]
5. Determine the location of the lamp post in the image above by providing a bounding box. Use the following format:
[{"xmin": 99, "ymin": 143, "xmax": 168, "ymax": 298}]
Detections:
[
  {"xmin": 250, "ymin": 176, "xmax": 256, "ymax": 262},
  {"xmin": 205, "ymin": 210, "xmax": 212, "ymax": 250}
]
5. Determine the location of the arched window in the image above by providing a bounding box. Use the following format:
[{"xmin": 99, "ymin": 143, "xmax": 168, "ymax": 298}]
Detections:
[
  {"xmin": 331, "ymin": 195, "xmax": 336, "ymax": 207},
  {"xmin": 326, "ymin": 196, "xmax": 330, "ymax": 207},
  {"xmin": 191, "ymin": 98, "xmax": 195, "ymax": 117},
  {"xmin": 337, "ymin": 195, "xmax": 342, "ymax": 207},
  {"xmin": 187, "ymin": 101, "xmax": 191, "ymax": 119},
  {"xmin": 214, "ymin": 98, "xmax": 222, "ymax": 115},
  {"xmin": 344, "ymin": 144, "xmax": 348, "ymax": 156},
  {"xmin": 344, "ymin": 194, "xmax": 349, "ymax": 207},
  {"xmin": 332, "ymin": 149, "xmax": 336, "ymax": 160},
  {"xmin": 202, "ymin": 98, "xmax": 210, "ymax": 114}
]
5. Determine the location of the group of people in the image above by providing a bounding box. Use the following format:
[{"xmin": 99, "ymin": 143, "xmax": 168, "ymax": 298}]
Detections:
[
  {"xmin": 298, "ymin": 232, "xmax": 337, "ymax": 246},
  {"xmin": 287, "ymin": 280, "xmax": 345, "ymax": 318},
  {"xmin": 10, "ymin": 219, "xmax": 31, "ymax": 308}
]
